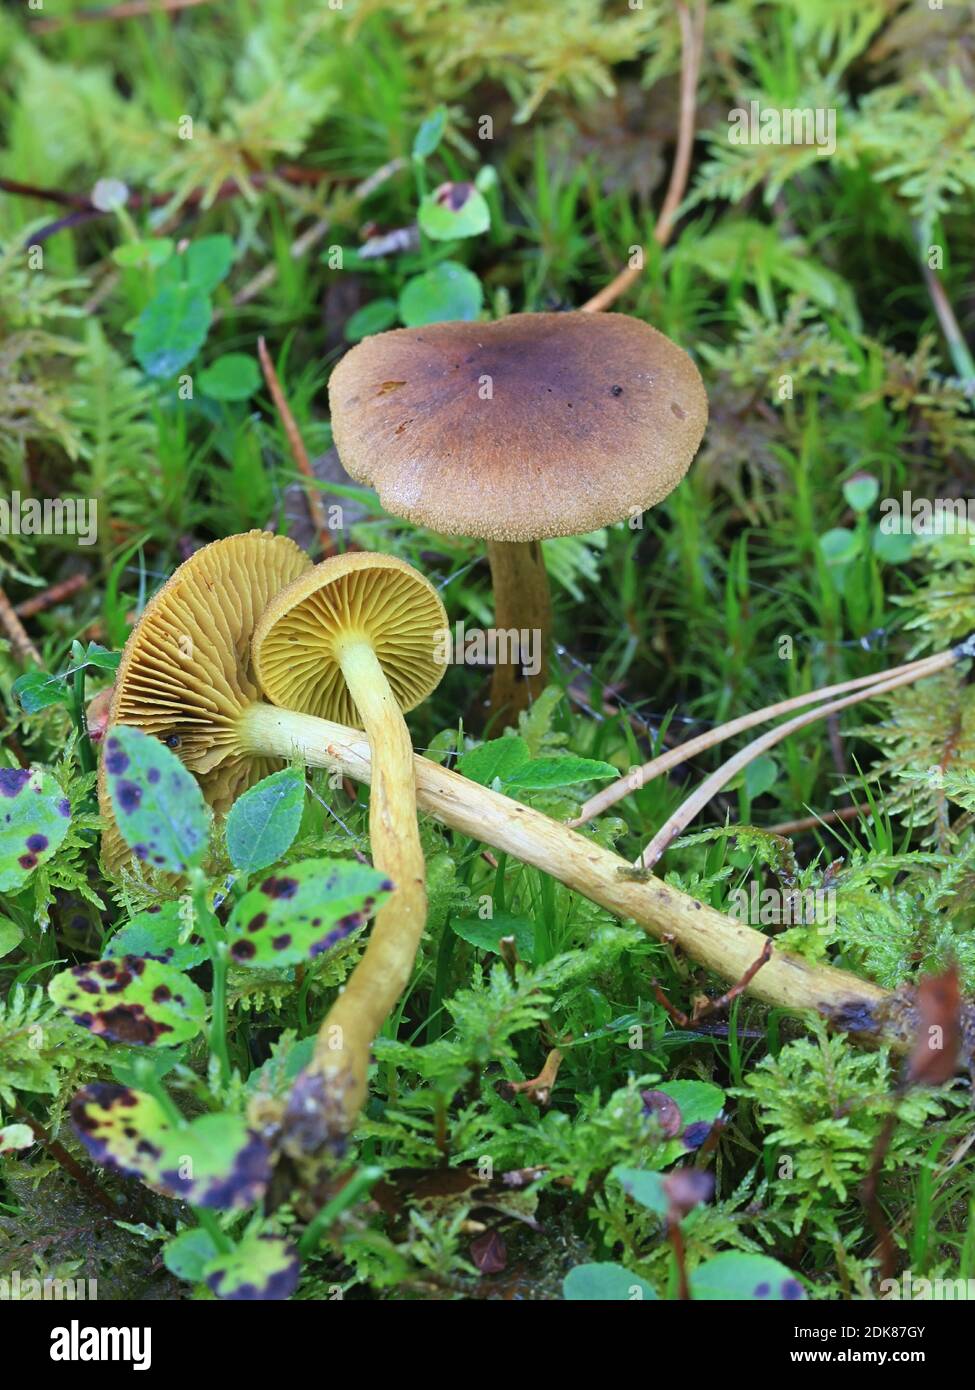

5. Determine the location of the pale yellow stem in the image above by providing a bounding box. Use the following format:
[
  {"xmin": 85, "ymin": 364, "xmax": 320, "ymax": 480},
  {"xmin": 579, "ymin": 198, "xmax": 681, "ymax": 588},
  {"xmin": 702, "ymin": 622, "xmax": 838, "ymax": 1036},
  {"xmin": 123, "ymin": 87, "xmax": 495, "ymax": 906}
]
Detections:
[{"xmin": 312, "ymin": 641, "xmax": 426, "ymax": 1126}]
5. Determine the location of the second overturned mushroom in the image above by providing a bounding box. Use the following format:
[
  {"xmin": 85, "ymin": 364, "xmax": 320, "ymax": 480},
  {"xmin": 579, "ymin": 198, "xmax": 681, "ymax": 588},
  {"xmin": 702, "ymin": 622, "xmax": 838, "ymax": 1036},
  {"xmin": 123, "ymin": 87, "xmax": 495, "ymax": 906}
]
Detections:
[{"xmin": 252, "ymin": 552, "xmax": 448, "ymax": 1127}]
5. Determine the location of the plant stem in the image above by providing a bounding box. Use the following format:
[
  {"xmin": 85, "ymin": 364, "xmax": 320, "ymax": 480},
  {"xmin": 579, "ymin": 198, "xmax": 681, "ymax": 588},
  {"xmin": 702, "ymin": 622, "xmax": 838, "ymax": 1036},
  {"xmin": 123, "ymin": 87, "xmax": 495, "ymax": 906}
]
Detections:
[
  {"xmin": 310, "ymin": 640, "xmax": 427, "ymax": 1129},
  {"xmin": 485, "ymin": 539, "xmax": 552, "ymax": 723},
  {"xmin": 188, "ymin": 867, "xmax": 231, "ymax": 1086},
  {"xmin": 70, "ymin": 641, "xmax": 95, "ymax": 776}
]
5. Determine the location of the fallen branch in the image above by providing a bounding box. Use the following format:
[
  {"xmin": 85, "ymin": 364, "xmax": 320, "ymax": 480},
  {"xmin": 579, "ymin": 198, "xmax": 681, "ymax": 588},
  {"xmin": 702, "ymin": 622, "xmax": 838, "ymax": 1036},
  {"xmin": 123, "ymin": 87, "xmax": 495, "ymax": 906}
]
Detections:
[
  {"xmin": 238, "ymin": 702, "xmax": 910, "ymax": 1045},
  {"xmin": 0, "ymin": 583, "xmax": 41, "ymax": 666}
]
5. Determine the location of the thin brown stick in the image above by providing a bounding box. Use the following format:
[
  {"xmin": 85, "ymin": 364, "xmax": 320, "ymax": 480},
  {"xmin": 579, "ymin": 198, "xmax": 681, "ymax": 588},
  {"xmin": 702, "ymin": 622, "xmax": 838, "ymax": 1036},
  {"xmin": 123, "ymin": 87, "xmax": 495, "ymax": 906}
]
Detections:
[
  {"xmin": 0, "ymin": 583, "xmax": 41, "ymax": 665},
  {"xmin": 579, "ymin": 1, "xmax": 705, "ymax": 312},
  {"xmin": 257, "ymin": 337, "xmax": 334, "ymax": 557},
  {"xmin": 14, "ymin": 573, "xmax": 88, "ymax": 619},
  {"xmin": 572, "ymin": 650, "xmax": 950, "ymax": 826},
  {"xmin": 635, "ymin": 651, "xmax": 957, "ymax": 868},
  {"xmin": 13, "ymin": 1103, "xmax": 120, "ymax": 1214},
  {"xmin": 32, "ymin": 0, "xmax": 210, "ymax": 31},
  {"xmin": 764, "ymin": 804, "xmax": 864, "ymax": 837}
]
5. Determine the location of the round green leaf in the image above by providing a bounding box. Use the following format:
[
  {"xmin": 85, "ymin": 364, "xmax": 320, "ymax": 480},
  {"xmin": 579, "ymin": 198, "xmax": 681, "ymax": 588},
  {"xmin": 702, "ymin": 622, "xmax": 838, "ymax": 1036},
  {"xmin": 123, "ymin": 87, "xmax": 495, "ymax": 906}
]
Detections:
[
  {"xmin": 452, "ymin": 912, "xmax": 535, "ymax": 960},
  {"xmin": 563, "ymin": 1262, "xmax": 658, "ymax": 1301},
  {"xmin": 344, "ymin": 298, "xmax": 399, "ymax": 342},
  {"xmin": 105, "ymin": 900, "xmax": 208, "ymax": 971},
  {"xmin": 163, "ymin": 1227, "xmax": 218, "ymax": 1283},
  {"xmin": 0, "ymin": 766, "xmax": 72, "ymax": 892},
  {"xmin": 198, "ymin": 353, "xmax": 261, "ymax": 401},
  {"xmin": 133, "ymin": 284, "xmax": 211, "ymax": 378},
  {"xmin": 419, "ymin": 183, "xmax": 491, "ymax": 241},
  {"xmin": 398, "ymin": 261, "xmax": 483, "ymax": 327}
]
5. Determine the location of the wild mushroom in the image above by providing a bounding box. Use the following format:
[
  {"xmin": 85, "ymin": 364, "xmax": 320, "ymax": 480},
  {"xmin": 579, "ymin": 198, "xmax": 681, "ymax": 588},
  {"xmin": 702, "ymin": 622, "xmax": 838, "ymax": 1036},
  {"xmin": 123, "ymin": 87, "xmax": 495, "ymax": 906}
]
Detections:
[
  {"xmin": 98, "ymin": 530, "xmax": 313, "ymax": 872},
  {"xmin": 327, "ymin": 311, "xmax": 708, "ymax": 719},
  {"xmin": 251, "ymin": 551, "xmax": 448, "ymax": 1126}
]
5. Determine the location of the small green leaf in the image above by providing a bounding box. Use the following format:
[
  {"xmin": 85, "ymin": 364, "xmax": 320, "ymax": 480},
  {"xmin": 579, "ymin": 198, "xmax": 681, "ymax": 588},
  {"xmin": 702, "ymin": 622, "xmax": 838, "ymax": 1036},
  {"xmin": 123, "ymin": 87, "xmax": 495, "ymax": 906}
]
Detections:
[
  {"xmin": 654, "ymin": 1080, "xmax": 725, "ymax": 1163},
  {"xmin": 452, "ymin": 912, "xmax": 535, "ymax": 960},
  {"xmin": 744, "ymin": 755, "xmax": 778, "ymax": 801},
  {"xmin": 344, "ymin": 298, "xmax": 399, "ymax": 342},
  {"xmin": 818, "ymin": 527, "xmax": 858, "ymax": 566},
  {"xmin": 611, "ymin": 1167, "xmax": 669, "ymax": 1215},
  {"xmin": 163, "ymin": 1227, "xmax": 218, "ymax": 1283},
  {"xmin": 0, "ymin": 767, "xmax": 72, "ymax": 892},
  {"xmin": 103, "ymin": 727, "xmax": 209, "ymax": 873},
  {"xmin": 0, "ymin": 916, "xmax": 23, "ymax": 958},
  {"xmin": 83, "ymin": 642, "xmax": 122, "ymax": 672},
  {"xmin": 133, "ymin": 284, "xmax": 211, "ymax": 378},
  {"xmin": 690, "ymin": 1251, "xmax": 805, "ymax": 1301},
  {"xmin": 158, "ymin": 234, "xmax": 235, "ymax": 294},
  {"xmin": 843, "ymin": 473, "xmax": 879, "ymax": 513},
  {"xmin": 198, "ymin": 353, "xmax": 261, "ymax": 402},
  {"xmin": 225, "ymin": 769, "xmax": 305, "ymax": 874},
  {"xmin": 873, "ymin": 523, "xmax": 913, "ymax": 564},
  {"xmin": 105, "ymin": 900, "xmax": 208, "ymax": 971},
  {"xmin": 112, "ymin": 238, "xmax": 174, "ymax": 270},
  {"xmin": 398, "ymin": 260, "xmax": 483, "ymax": 327},
  {"xmin": 0, "ymin": 1123, "xmax": 34, "ymax": 1154},
  {"xmin": 71, "ymin": 1083, "xmax": 272, "ymax": 1209},
  {"xmin": 226, "ymin": 857, "xmax": 392, "ymax": 969},
  {"xmin": 457, "ymin": 736, "xmax": 530, "ymax": 786},
  {"xmin": 11, "ymin": 671, "xmax": 69, "ymax": 714},
  {"xmin": 418, "ymin": 183, "xmax": 491, "ymax": 241},
  {"xmin": 412, "ymin": 106, "xmax": 447, "ymax": 161},
  {"xmin": 505, "ymin": 756, "xmax": 619, "ymax": 790},
  {"xmin": 203, "ymin": 1231, "xmax": 300, "ymax": 1301},
  {"xmin": 563, "ymin": 1262, "xmax": 658, "ymax": 1301},
  {"xmin": 49, "ymin": 955, "xmax": 207, "ymax": 1046}
]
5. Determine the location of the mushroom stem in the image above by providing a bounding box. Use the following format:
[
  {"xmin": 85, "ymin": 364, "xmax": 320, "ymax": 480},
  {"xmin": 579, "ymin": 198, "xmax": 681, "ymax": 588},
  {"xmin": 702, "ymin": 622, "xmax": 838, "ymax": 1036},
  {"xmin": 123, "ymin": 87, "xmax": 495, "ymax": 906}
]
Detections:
[
  {"xmin": 316, "ymin": 640, "xmax": 426, "ymax": 1124},
  {"xmin": 237, "ymin": 701, "xmax": 897, "ymax": 1043},
  {"xmin": 485, "ymin": 539, "xmax": 552, "ymax": 723}
]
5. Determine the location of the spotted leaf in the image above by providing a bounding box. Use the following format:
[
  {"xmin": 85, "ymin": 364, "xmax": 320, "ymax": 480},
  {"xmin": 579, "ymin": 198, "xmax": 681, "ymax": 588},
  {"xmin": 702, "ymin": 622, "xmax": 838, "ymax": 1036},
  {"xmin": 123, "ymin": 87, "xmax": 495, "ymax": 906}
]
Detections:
[
  {"xmin": 0, "ymin": 766, "xmax": 72, "ymax": 892},
  {"xmin": 105, "ymin": 900, "xmax": 208, "ymax": 971},
  {"xmin": 49, "ymin": 955, "xmax": 206, "ymax": 1046},
  {"xmin": 103, "ymin": 727, "xmax": 209, "ymax": 873},
  {"xmin": 203, "ymin": 1231, "xmax": 300, "ymax": 1301},
  {"xmin": 650, "ymin": 1080, "xmax": 724, "ymax": 1164},
  {"xmin": 71, "ymin": 1083, "xmax": 272, "ymax": 1210},
  {"xmin": 224, "ymin": 769, "xmax": 305, "ymax": 875},
  {"xmin": 226, "ymin": 857, "xmax": 392, "ymax": 969},
  {"xmin": 690, "ymin": 1252, "xmax": 805, "ymax": 1301}
]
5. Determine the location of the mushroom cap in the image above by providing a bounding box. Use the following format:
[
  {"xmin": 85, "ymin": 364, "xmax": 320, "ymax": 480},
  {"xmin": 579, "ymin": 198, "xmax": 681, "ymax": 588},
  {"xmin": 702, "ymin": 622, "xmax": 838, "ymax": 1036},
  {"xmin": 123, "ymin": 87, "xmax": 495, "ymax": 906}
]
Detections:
[
  {"xmin": 101, "ymin": 531, "xmax": 312, "ymax": 870},
  {"xmin": 327, "ymin": 311, "xmax": 708, "ymax": 542},
  {"xmin": 253, "ymin": 551, "xmax": 448, "ymax": 728}
]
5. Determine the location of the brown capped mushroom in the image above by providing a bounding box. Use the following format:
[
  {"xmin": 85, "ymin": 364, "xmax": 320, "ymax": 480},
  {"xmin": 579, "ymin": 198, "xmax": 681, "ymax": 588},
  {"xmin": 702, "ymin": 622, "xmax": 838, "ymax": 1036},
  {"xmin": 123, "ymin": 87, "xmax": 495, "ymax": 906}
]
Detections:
[
  {"xmin": 252, "ymin": 551, "xmax": 448, "ymax": 1127},
  {"xmin": 327, "ymin": 311, "xmax": 707, "ymax": 719}
]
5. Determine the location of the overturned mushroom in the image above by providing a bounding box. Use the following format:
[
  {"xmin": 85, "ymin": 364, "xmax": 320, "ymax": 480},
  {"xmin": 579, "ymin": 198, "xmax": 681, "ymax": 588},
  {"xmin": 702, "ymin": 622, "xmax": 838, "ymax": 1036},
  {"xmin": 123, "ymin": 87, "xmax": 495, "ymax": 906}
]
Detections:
[
  {"xmin": 252, "ymin": 551, "xmax": 448, "ymax": 1128},
  {"xmin": 98, "ymin": 530, "xmax": 313, "ymax": 871},
  {"xmin": 327, "ymin": 311, "xmax": 707, "ymax": 718}
]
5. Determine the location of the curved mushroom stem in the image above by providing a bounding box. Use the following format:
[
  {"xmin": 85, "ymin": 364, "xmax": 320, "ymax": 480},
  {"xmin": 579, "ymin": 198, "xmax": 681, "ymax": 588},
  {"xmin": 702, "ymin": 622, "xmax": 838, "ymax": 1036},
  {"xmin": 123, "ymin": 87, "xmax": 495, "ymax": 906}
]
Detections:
[
  {"xmin": 485, "ymin": 540, "xmax": 552, "ymax": 725},
  {"xmin": 317, "ymin": 640, "xmax": 426, "ymax": 1127},
  {"xmin": 237, "ymin": 701, "xmax": 901, "ymax": 1043}
]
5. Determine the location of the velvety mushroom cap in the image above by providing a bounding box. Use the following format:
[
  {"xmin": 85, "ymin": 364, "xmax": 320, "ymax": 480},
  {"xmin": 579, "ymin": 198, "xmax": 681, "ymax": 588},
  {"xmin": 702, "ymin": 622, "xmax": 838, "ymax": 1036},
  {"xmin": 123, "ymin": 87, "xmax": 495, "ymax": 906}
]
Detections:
[
  {"xmin": 106, "ymin": 531, "xmax": 312, "ymax": 819},
  {"xmin": 253, "ymin": 551, "xmax": 448, "ymax": 728},
  {"xmin": 328, "ymin": 311, "xmax": 708, "ymax": 542}
]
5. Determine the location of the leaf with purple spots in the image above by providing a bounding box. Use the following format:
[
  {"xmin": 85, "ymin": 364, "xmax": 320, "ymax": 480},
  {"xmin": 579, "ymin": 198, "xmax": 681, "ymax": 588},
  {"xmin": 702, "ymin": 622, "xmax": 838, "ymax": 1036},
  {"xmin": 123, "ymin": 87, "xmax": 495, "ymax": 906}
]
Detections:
[
  {"xmin": 224, "ymin": 768, "xmax": 305, "ymax": 874},
  {"xmin": 650, "ymin": 1079, "xmax": 725, "ymax": 1165},
  {"xmin": 0, "ymin": 765, "xmax": 72, "ymax": 892},
  {"xmin": 71, "ymin": 1083, "xmax": 273, "ymax": 1210},
  {"xmin": 690, "ymin": 1251, "xmax": 805, "ymax": 1301},
  {"xmin": 49, "ymin": 954, "xmax": 206, "ymax": 1046},
  {"xmin": 226, "ymin": 857, "xmax": 392, "ymax": 969},
  {"xmin": 105, "ymin": 900, "xmax": 208, "ymax": 971},
  {"xmin": 103, "ymin": 726, "xmax": 209, "ymax": 874},
  {"xmin": 203, "ymin": 1231, "xmax": 300, "ymax": 1301}
]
